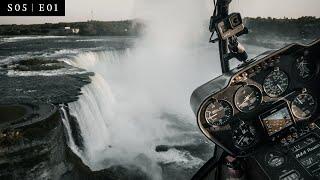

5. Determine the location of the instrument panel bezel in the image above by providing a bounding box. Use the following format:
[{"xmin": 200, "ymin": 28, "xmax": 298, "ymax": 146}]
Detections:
[{"xmin": 192, "ymin": 39, "xmax": 320, "ymax": 157}]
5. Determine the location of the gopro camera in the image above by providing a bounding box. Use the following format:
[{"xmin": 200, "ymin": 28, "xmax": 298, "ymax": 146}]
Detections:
[{"xmin": 210, "ymin": 13, "xmax": 244, "ymax": 40}]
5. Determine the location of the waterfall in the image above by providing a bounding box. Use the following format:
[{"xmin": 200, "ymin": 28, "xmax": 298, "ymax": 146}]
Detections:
[
  {"xmin": 68, "ymin": 74, "xmax": 115, "ymax": 166},
  {"xmin": 60, "ymin": 105, "xmax": 82, "ymax": 157},
  {"xmin": 60, "ymin": 1, "xmax": 220, "ymax": 179},
  {"xmin": 66, "ymin": 50, "xmax": 171, "ymax": 179},
  {"xmin": 63, "ymin": 47, "xmax": 216, "ymax": 179}
]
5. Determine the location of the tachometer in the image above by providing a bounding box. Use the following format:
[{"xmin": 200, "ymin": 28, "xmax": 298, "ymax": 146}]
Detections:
[
  {"xmin": 232, "ymin": 121, "xmax": 256, "ymax": 148},
  {"xmin": 291, "ymin": 93, "xmax": 317, "ymax": 120},
  {"xmin": 234, "ymin": 85, "xmax": 262, "ymax": 112},
  {"xmin": 204, "ymin": 100, "xmax": 233, "ymax": 126},
  {"xmin": 263, "ymin": 68, "xmax": 289, "ymax": 97}
]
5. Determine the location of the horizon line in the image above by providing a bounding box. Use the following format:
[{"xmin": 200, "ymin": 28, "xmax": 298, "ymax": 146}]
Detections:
[{"xmin": 0, "ymin": 15, "xmax": 319, "ymax": 26}]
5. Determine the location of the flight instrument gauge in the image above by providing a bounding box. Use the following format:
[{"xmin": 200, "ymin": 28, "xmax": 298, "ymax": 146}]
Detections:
[
  {"xmin": 234, "ymin": 85, "xmax": 262, "ymax": 112},
  {"xmin": 232, "ymin": 121, "xmax": 256, "ymax": 148},
  {"xmin": 291, "ymin": 93, "xmax": 317, "ymax": 120},
  {"xmin": 263, "ymin": 69, "xmax": 289, "ymax": 97},
  {"xmin": 204, "ymin": 100, "xmax": 233, "ymax": 126}
]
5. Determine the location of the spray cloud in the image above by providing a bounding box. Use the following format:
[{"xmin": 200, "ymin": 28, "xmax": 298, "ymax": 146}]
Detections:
[{"xmin": 67, "ymin": 1, "xmax": 220, "ymax": 179}]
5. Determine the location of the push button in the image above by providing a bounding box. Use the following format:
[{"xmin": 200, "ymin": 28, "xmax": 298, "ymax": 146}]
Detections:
[{"xmin": 280, "ymin": 171, "xmax": 300, "ymax": 180}]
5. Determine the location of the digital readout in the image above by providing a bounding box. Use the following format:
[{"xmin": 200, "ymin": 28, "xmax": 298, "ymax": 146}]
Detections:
[{"xmin": 262, "ymin": 107, "xmax": 293, "ymax": 136}]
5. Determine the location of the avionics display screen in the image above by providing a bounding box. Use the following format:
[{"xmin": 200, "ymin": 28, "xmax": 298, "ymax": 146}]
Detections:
[{"xmin": 261, "ymin": 106, "xmax": 293, "ymax": 136}]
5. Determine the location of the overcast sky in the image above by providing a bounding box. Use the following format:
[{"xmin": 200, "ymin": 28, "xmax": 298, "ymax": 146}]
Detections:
[{"xmin": 0, "ymin": 0, "xmax": 319, "ymax": 25}]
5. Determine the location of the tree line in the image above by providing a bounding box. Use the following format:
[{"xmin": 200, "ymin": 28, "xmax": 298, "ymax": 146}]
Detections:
[
  {"xmin": 244, "ymin": 16, "xmax": 320, "ymax": 40},
  {"xmin": 0, "ymin": 20, "xmax": 144, "ymax": 36}
]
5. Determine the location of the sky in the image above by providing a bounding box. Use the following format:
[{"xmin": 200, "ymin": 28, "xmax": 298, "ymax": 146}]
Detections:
[{"xmin": 0, "ymin": 0, "xmax": 319, "ymax": 25}]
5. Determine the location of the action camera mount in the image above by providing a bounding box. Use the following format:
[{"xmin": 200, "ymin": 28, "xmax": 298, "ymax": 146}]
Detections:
[{"xmin": 209, "ymin": 0, "xmax": 249, "ymax": 73}]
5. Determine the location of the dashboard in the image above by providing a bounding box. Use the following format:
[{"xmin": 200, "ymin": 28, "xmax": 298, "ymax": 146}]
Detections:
[{"xmin": 190, "ymin": 39, "xmax": 320, "ymax": 157}]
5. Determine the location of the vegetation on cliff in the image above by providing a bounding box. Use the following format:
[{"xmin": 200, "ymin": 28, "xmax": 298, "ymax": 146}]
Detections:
[
  {"xmin": 244, "ymin": 16, "xmax": 320, "ymax": 40},
  {"xmin": 0, "ymin": 20, "xmax": 143, "ymax": 36}
]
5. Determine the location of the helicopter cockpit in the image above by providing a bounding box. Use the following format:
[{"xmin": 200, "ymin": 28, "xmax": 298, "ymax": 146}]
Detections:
[{"xmin": 190, "ymin": 0, "xmax": 320, "ymax": 179}]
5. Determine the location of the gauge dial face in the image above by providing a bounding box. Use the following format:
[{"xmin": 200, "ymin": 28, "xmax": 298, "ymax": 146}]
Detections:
[
  {"xmin": 204, "ymin": 100, "xmax": 233, "ymax": 126},
  {"xmin": 234, "ymin": 85, "xmax": 262, "ymax": 112},
  {"xmin": 263, "ymin": 69, "xmax": 289, "ymax": 97},
  {"xmin": 294, "ymin": 56, "xmax": 317, "ymax": 80},
  {"xmin": 291, "ymin": 94, "xmax": 317, "ymax": 119},
  {"xmin": 232, "ymin": 121, "xmax": 256, "ymax": 148}
]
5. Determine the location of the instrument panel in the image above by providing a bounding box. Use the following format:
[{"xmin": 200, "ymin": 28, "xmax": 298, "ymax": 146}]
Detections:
[{"xmin": 191, "ymin": 39, "xmax": 320, "ymax": 156}]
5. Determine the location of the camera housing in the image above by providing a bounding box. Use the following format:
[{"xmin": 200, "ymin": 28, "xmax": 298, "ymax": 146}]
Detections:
[{"xmin": 214, "ymin": 13, "xmax": 244, "ymax": 40}]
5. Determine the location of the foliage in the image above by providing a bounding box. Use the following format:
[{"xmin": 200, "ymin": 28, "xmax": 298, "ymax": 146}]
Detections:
[
  {"xmin": 244, "ymin": 16, "xmax": 320, "ymax": 39},
  {"xmin": 0, "ymin": 20, "xmax": 144, "ymax": 36}
]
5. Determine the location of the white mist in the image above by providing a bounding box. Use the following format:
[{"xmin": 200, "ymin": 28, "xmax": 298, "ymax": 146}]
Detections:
[{"xmin": 66, "ymin": 1, "xmax": 222, "ymax": 179}]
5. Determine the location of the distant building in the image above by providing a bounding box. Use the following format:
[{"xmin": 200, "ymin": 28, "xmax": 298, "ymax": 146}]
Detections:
[
  {"xmin": 48, "ymin": 27, "xmax": 80, "ymax": 35},
  {"xmin": 71, "ymin": 28, "xmax": 80, "ymax": 34}
]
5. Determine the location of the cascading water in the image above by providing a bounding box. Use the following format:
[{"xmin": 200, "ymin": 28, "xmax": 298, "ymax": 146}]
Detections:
[
  {"xmin": 60, "ymin": 105, "xmax": 82, "ymax": 157},
  {"xmin": 62, "ymin": 1, "xmax": 222, "ymax": 179},
  {"xmin": 66, "ymin": 50, "xmax": 213, "ymax": 179}
]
